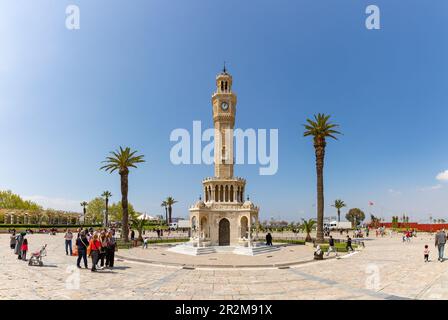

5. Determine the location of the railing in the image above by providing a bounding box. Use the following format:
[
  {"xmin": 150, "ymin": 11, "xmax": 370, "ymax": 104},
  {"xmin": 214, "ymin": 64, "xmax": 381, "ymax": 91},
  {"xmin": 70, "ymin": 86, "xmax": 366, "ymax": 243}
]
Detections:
[{"xmin": 254, "ymin": 235, "xmax": 365, "ymax": 247}]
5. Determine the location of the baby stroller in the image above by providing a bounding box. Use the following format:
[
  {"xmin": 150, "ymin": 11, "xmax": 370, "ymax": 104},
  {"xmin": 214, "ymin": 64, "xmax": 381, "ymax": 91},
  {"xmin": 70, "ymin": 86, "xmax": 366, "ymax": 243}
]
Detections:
[{"xmin": 28, "ymin": 244, "xmax": 47, "ymax": 266}]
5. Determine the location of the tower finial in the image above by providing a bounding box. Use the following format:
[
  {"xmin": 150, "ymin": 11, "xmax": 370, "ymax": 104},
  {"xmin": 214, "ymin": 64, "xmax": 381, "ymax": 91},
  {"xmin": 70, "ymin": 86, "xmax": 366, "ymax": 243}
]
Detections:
[{"xmin": 223, "ymin": 61, "xmax": 227, "ymax": 73}]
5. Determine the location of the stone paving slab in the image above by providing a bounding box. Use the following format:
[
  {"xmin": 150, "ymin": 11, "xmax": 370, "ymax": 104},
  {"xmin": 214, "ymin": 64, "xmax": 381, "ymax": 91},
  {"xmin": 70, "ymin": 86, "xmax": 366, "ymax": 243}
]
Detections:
[
  {"xmin": 1, "ymin": 233, "xmax": 447, "ymax": 300},
  {"xmin": 115, "ymin": 242, "xmax": 319, "ymax": 267}
]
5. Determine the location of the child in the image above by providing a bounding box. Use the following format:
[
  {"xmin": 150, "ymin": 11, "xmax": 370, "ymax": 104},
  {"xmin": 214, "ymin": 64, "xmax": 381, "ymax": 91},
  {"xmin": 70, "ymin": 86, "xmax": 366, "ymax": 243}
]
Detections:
[
  {"xmin": 424, "ymin": 245, "xmax": 430, "ymax": 262},
  {"xmin": 21, "ymin": 238, "xmax": 29, "ymax": 261}
]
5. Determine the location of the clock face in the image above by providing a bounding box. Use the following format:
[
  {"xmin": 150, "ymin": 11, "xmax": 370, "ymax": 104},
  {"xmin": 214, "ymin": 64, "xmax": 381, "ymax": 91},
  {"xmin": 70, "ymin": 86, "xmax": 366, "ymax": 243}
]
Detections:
[{"xmin": 221, "ymin": 102, "xmax": 229, "ymax": 111}]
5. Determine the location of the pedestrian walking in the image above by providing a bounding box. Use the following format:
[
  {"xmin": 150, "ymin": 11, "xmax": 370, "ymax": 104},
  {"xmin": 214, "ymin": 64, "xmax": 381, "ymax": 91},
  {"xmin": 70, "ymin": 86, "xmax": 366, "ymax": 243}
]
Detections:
[
  {"xmin": 21, "ymin": 238, "xmax": 28, "ymax": 261},
  {"xmin": 105, "ymin": 231, "xmax": 116, "ymax": 269},
  {"xmin": 98, "ymin": 232, "xmax": 108, "ymax": 269},
  {"xmin": 266, "ymin": 233, "xmax": 273, "ymax": 246},
  {"xmin": 10, "ymin": 231, "xmax": 16, "ymax": 250},
  {"xmin": 424, "ymin": 245, "xmax": 430, "ymax": 262},
  {"xmin": 142, "ymin": 237, "xmax": 149, "ymax": 249},
  {"xmin": 326, "ymin": 236, "xmax": 338, "ymax": 256},
  {"xmin": 130, "ymin": 230, "xmax": 136, "ymax": 247},
  {"xmin": 346, "ymin": 235, "xmax": 354, "ymax": 252},
  {"xmin": 435, "ymin": 229, "xmax": 446, "ymax": 262},
  {"xmin": 64, "ymin": 229, "xmax": 73, "ymax": 255},
  {"xmin": 88, "ymin": 233, "xmax": 102, "ymax": 272},
  {"xmin": 14, "ymin": 232, "xmax": 25, "ymax": 259},
  {"xmin": 76, "ymin": 231, "xmax": 89, "ymax": 269}
]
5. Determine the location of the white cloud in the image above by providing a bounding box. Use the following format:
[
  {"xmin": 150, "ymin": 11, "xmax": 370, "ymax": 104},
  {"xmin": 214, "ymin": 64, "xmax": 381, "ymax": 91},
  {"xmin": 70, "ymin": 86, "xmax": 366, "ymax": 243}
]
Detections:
[
  {"xmin": 23, "ymin": 195, "xmax": 81, "ymax": 212},
  {"xmin": 436, "ymin": 170, "xmax": 448, "ymax": 182},
  {"xmin": 388, "ymin": 189, "xmax": 402, "ymax": 195},
  {"xmin": 419, "ymin": 184, "xmax": 443, "ymax": 192}
]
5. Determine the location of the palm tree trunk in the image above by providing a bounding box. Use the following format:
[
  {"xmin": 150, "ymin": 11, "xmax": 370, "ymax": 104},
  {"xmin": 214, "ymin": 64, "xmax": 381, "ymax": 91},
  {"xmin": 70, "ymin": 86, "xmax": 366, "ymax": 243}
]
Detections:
[
  {"xmin": 337, "ymin": 209, "xmax": 340, "ymax": 222},
  {"xmin": 165, "ymin": 207, "xmax": 168, "ymax": 225},
  {"xmin": 168, "ymin": 206, "xmax": 172, "ymax": 224},
  {"xmin": 120, "ymin": 172, "xmax": 129, "ymax": 242},
  {"xmin": 315, "ymin": 143, "xmax": 325, "ymax": 243},
  {"xmin": 105, "ymin": 198, "xmax": 109, "ymax": 227}
]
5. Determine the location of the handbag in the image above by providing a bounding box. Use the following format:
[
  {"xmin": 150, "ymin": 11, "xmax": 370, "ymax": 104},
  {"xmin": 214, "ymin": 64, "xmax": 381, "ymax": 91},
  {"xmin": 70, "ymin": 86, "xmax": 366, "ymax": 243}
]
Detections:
[{"xmin": 87, "ymin": 240, "xmax": 92, "ymax": 257}]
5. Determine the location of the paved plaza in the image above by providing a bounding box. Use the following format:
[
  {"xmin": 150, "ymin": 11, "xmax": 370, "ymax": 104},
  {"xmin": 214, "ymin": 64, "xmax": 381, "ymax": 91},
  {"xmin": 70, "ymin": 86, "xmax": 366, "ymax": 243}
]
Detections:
[{"xmin": 1, "ymin": 233, "xmax": 448, "ymax": 300}]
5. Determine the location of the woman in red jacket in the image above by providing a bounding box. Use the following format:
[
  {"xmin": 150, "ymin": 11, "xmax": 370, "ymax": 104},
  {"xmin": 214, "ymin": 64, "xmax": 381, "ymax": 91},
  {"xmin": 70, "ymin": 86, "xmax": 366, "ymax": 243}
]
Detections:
[
  {"xmin": 21, "ymin": 238, "xmax": 29, "ymax": 261},
  {"xmin": 89, "ymin": 233, "xmax": 102, "ymax": 272}
]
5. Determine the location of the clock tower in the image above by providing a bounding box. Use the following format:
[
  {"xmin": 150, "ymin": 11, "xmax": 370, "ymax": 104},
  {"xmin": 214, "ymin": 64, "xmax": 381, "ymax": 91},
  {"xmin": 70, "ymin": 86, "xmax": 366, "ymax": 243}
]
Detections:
[
  {"xmin": 211, "ymin": 66, "xmax": 237, "ymax": 179},
  {"xmin": 185, "ymin": 67, "xmax": 261, "ymax": 250}
]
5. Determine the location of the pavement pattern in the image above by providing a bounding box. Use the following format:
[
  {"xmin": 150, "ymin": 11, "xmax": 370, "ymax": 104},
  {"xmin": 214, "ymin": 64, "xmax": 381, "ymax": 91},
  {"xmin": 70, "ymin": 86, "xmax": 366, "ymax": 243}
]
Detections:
[{"xmin": 1, "ymin": 233, "xmax": 447, "ymax": 300}]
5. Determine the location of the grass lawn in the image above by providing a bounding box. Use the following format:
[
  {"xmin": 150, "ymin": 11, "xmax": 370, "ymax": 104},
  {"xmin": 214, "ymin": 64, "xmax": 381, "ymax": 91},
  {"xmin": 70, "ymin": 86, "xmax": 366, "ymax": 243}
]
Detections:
[{"xmin": 318, "ymin": 243, "xmax": 358, "ymax": 252}]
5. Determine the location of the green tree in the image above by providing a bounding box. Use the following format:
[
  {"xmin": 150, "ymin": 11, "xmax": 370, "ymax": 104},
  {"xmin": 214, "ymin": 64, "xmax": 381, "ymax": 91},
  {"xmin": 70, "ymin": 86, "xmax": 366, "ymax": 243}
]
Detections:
[
  {"xmin": 346, "ymin": 208, "xmax": 365, "ymax": 228},
  {"xmin": 109, "ymin": 201, "xmax": 137, "ymax": 223},
  {"xmin": 86, "ymin": 197, "xmax": 106, "ymax": 224},
  {"xmin": 304, "ymin": 114, "xmax": 341, "ymax": 243},
  {"xmin": 165, "ymin": 196, "xmax": 178, "ymax": 224},
  {"xmin": 101, "ymin": 146, "xmax": 145, "ymax": 242},
  {"xmin": 130, "ymin": 216, "xmax": 149, "ymax": 242},
  {"xmin": 300, "ymin": 219, "xmax": 316, "ymax": 242},
  {"xmin": 331, "ymin": 199, "xmax": 346, "ymax": 223},
  {"xmin": 101, "ymin": 191, "xmax": 112, "ymax": 227},
  {"xmin": 0, "ymin": 190, "xmax": 42, "ymax": 211}
]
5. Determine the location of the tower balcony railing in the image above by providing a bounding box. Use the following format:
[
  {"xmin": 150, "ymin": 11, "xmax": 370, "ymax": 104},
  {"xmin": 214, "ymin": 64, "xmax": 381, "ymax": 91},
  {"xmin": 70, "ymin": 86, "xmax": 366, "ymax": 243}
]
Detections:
[{"xmin": 202, "ymin": 176, "xmax": 246, "ymax": 183}]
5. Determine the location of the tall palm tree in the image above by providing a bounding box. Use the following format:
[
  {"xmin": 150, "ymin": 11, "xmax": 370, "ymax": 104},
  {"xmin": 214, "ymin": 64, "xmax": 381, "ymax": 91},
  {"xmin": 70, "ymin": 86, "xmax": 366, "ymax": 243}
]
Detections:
[
  {"xmin": 304, "ymin": 113, "xmax": 341, "ymax": 243},
  {"xmin": 101, "ymin": 146, "xmax": 145, "ymax": 242},
  {"xmin": 331, "ymin": 199, "xmax": 346, "ymax": 223},
  {"xmin": 161, "ymin": 200, "xmax": 168, "ymax": 224},
  {"xmin": 165, "ymin": 196, "xmax": 178, "ymax": 224},
  {"xmin": 80, "ymin": 201, "xmax": 88, "ymax": 224},
  {"xmin": 101, "ymin": 191, "xmax": 112, "ymax": 227}
]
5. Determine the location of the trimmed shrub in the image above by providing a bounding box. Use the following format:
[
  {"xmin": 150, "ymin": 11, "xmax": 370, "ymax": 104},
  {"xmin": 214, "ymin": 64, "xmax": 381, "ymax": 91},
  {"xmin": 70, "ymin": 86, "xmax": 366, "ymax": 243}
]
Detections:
[
  {"xmin": 274, "ymin": 239, "xmax": 306, "ymax": 245},
  {"xmin": 117, "ymin": 237, "xmax": 189, "ymax": 249},
  {"xmin": 0, "ymin": 224, "xmax": 102, "ymax": 229}
]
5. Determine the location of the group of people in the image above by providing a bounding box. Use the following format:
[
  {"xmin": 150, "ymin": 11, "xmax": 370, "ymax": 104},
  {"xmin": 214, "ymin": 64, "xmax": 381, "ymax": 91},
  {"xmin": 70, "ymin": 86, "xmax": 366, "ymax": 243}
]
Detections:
[
  {"xmin": 325, "ymin": 235, "xmax": 355, "ymax": 257},
  {"xmin": 402, "ymin": 229, "xmax": 417, "ymax": 243},
  {"xmin": 420, "ymin": 229, "xmax": 447, "ymax": 263},
  {"xmin": 9, "ymin": 231, "xmax": 29, "ymax": 261},
  {"xmin": 67, "ymin": 228, "xmax": 117, "ymax": 272}
]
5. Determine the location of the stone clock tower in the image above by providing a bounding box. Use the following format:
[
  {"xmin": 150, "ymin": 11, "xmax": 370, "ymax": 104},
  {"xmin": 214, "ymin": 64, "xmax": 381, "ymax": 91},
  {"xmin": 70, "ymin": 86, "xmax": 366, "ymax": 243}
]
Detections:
[
  {"xmin": 186, "ymin": 67, "xmax": 261, "ymax": 249},
  {"xmin": 212, "ymin": 67, "xmax": 236, "ymax": 179}
]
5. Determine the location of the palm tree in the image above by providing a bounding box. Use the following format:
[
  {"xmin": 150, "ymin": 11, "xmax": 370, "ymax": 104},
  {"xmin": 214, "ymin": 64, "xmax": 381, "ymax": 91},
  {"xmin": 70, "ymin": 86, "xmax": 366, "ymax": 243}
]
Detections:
[
  {"xmin": 131, "ymin": 216, "xmax": 148, "ymax": 242},
  {"xmin": 161, "ymin": 200, "xmax": 168, "ymax": 224},
  {"xmin": 101, "ymin": 191, "xmax": 112, "ymax": 227},
  {"xmin": 301, "ymin": 219, "xmax": 316, "ymax": 242},
  {"xmin": 101, "ymin": 146, "xmax": 145, "ymax": 242},
  {"xmin": 331, "ymin": 199, "xmax": 346, "ymax": 223},
  {"xmin": 80, "ymin": 201, "xmax": 88, "ymax": 224},
  {"xmin": 165, "ymin": 196, "xmax": 178, "ymax": 224},
  {"xmin": 304, "ymin": 113, "xmax": 341, "ymax": 243}
]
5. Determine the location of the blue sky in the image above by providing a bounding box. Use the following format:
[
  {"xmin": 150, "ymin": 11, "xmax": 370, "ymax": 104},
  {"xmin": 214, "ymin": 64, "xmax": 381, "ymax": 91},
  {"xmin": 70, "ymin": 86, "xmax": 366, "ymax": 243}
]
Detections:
[{"xmin": 0, "ymin": 0, "xmax": 447, "ymax": 222}]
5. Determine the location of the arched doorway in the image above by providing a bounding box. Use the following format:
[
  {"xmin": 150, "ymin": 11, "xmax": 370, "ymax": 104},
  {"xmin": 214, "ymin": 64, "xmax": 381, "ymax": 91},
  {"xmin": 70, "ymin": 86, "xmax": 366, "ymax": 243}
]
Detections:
[
  {"xmin": 219, "ymin": 218, "xmax": 230, "ymax": 246},
  {"xmin": 240, "ymin": 216, "xmax": 248, "ymax": 239},
  {"xmin": 200, "ymin": 217, "xmax": 208, "ymax": 238}
]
